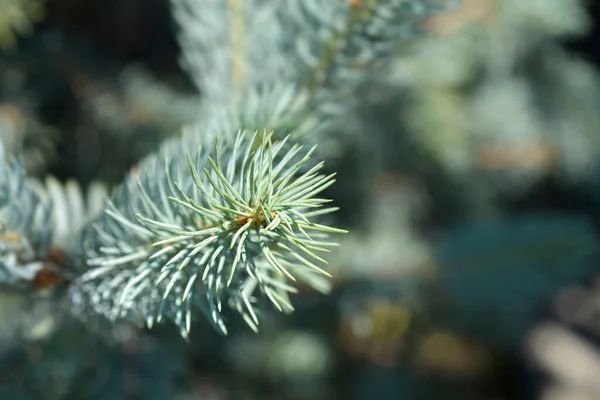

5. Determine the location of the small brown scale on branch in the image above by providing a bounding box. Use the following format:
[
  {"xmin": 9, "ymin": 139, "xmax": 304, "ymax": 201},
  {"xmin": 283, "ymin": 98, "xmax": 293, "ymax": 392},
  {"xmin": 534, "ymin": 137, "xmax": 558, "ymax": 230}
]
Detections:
[
  {"xmin": 34, "ymin": 245, "xmax": 70, "ymax": 289},
  {"xmin": 233, "ymin": 200, "xmax": 278, "ymax": 229},
  {"xmin": 237, "ymin": 210, "xmax": 277, "ymax": 229}
]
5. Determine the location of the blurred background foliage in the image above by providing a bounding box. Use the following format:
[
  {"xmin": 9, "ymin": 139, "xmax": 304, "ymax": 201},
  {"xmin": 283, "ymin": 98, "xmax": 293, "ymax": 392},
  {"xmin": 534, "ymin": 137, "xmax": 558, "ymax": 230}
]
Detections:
[{"xmin": 2, "ymin": 0, "xmax": 600, "ymax": 399}]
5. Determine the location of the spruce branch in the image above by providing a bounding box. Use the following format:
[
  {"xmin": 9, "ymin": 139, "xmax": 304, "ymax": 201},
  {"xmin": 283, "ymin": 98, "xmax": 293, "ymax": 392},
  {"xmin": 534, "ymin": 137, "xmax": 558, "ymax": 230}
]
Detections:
[
  {"xmin": 171, "ymin": 0, "xmax": 286, "ymax": 102},
  {"xmin": 0, "ymin": 142, "xmax": 108, "ymax": 290},
  {"xmin": 279, "ymin": 0, "xmax": 456, "ymax": 94},
  {"xmin": 169, "ymin": 0, "xmax": 456, "ymax": 157},
  {"xmin": 0, "ymin": 142, "xmax": 53, "ymax": 286},
  {"xmin": 74, "ymin": 130, "xmax": 346, "ymax": 337}
]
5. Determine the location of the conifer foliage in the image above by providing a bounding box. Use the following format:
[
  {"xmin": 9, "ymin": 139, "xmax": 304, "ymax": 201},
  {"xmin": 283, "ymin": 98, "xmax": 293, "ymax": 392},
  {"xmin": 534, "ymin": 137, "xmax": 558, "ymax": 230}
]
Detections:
[
  {"xmin": 74, "ymin": 130, "xmax": 345, "ymax": 337},
  {"xmin": 0, "ymin": 0, "xmax": 454, "ymax": 337}
]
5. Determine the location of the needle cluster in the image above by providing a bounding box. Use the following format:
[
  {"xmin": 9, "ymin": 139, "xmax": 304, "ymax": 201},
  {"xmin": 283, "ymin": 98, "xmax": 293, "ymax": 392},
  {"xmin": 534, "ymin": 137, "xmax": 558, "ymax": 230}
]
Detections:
[{"xmin": 74, "ymin": 130, "xmax": 346, "ymax": 336}]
